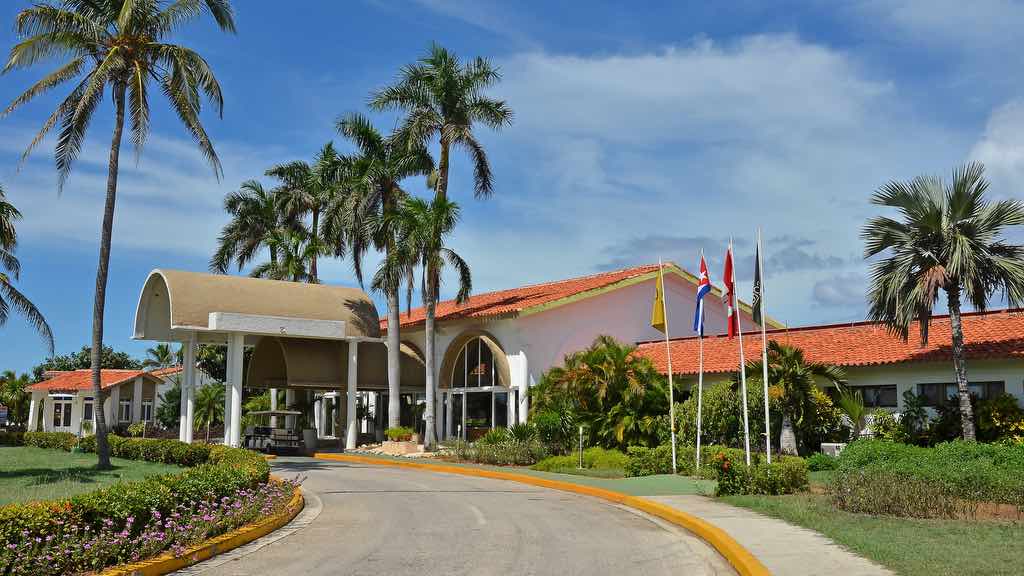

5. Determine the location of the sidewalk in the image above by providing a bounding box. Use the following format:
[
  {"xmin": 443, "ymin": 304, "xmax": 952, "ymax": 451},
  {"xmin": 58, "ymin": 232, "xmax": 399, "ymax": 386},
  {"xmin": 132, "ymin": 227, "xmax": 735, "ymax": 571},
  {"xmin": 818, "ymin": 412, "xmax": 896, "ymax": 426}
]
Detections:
[{"xmin": 647, "ymin": 495, "xmax": 893, "ymax": 576}]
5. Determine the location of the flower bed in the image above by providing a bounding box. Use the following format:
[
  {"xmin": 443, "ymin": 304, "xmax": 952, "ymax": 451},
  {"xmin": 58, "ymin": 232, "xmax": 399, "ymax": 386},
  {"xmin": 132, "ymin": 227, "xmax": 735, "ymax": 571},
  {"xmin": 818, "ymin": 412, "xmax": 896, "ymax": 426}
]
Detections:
[{"xmin": 0, "ymin": 432, "xmax": 296, "ymax": 576}]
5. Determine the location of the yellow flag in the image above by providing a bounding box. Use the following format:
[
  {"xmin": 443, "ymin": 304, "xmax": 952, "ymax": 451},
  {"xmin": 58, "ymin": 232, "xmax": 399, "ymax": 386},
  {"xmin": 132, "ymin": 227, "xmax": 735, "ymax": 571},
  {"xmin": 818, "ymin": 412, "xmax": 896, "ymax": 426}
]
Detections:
[{"xmin": 651, "ymin": 268, "xmax": 666, "ymax": 333}]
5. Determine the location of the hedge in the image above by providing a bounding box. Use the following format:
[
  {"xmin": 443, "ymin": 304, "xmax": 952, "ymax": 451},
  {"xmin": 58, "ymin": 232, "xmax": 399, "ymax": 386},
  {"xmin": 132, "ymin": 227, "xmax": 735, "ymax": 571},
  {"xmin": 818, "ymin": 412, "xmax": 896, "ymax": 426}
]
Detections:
[
  {"xmin": 625, "ymin": 444, "xmax": 751, "ymax": 478},
  {"xmin": 0, "ymin": 431, "xmax": 24, "ymax": 446},
  {"xmin": 532, "ymin": 447, "xmax": 629, "ymax": 472},
  {"xmin": 830, "ymin": 439, "xmax": 1024, "ymax": 517},
  {"xmin": 0, "ymin": 433, "xmax": 270, "ymax": 553}
]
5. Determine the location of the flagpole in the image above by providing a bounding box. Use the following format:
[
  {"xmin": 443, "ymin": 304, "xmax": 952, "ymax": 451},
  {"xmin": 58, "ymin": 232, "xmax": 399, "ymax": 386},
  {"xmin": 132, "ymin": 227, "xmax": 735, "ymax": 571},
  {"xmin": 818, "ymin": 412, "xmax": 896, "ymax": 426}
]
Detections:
[
  {"xmin": 732, "ymin": 239, "xmax": 752, "ymax": 466},
  {"xmin": 696, "ymin": 250, "xmax": 705, "ymax": 472},
  {"xmin": 758, "ymin": 228, "xmax": 772, "ymax": 464},
  {"xmin": 659, "ymin": 258, "xmax": 678, "ymax": 475}
]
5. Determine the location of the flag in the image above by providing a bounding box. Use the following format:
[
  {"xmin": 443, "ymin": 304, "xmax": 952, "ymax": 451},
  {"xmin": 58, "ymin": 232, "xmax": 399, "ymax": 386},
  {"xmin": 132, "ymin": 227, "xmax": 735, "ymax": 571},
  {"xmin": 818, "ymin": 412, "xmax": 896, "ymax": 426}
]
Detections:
[
  {"xmin": 651, "ymin": 266, "xmax": 666, "ymax": 333},
  {"xmin": 753, "ymin": 238, "xmax": 763, "ymax": 326},
  {"xmin": 722, "ymin": 245, "xmax": 737, "ymax": 338},
  {"xmin": 693, "ymin": 254, "xmax": 711, "ymax": 335}
]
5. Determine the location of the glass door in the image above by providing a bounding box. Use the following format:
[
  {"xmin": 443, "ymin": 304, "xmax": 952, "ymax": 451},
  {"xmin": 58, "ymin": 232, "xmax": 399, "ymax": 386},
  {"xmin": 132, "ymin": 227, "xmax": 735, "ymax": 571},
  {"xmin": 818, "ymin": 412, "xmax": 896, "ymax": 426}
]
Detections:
[{"xmin": 52, "ymin": 400, "xmax": 72, "ymax": 430}]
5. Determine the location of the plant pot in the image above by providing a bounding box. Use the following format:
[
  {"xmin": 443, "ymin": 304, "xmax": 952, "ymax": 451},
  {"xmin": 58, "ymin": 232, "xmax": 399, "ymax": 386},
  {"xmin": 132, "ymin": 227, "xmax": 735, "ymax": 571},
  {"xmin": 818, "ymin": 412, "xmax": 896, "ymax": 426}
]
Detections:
[{"xmin": 302, "ymin": 428, "xmax": 318, "ymax": 455}]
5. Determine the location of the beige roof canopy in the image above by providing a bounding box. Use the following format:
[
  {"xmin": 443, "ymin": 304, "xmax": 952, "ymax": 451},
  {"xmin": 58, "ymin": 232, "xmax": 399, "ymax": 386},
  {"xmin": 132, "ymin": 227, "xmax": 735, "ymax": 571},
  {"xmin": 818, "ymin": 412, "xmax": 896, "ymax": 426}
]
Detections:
[{"xmin": 133, "ymin": 269, "xmax": 381, "ymax": 342}]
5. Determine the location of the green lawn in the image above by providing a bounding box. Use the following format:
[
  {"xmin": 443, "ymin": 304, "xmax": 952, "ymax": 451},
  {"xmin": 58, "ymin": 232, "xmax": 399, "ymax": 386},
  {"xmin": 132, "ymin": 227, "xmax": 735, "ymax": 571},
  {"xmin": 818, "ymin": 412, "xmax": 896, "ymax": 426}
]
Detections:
[
  {"xmin": 0, "ymin": 446, "xmax": 181, "ymax": 505},
  {"xmin": 722, "ymin": 492, "xmax": 1024, "ymax": 576}
]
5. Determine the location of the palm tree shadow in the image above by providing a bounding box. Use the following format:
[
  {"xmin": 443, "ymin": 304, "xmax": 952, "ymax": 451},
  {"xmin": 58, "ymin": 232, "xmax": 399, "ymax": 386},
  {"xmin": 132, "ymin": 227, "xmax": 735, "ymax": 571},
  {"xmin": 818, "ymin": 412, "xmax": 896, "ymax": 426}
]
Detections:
[{"xmin": 0, "ymin": 465, "xmax": 125, "ymax": 486}]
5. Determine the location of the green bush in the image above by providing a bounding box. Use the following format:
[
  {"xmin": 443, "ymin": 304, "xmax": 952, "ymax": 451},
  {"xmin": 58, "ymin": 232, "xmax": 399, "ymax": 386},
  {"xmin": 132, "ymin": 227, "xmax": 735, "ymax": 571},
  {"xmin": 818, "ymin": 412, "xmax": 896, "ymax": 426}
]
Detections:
[
  {"xmin": 625, "ymin": 442, "xmax": 757, "ymax": 478},
  {"xmin": 531, "ymin": 410, "xmax": 572, "ymax": 453},
  {"xmin": 385, "ymin": 426, "xmax": 414, "ymax": 441},
  {"xmin": 712, "ymin": 451, "xmax": 809, "ymax": 496},
  {"xmin": 532, "ymin": 447, "xmax": 628, "ymax": 473},
  {"xmin": 805, "ymin": 452, "xmax": 838, "ymax": 471},
  {"xmin": 625, "ymin": 444, "xmax": 674, "ymax": 476},
  {"xmin": 445, "ymin": 439, "xmax": 548, "ymax": 466},
  {"xmin": 23, "ymin": 431, "xmax": 77, "ymax": 451},
  {"xmin": 0, "ymin": 431, "xmax": 24, "ymax": 446},
  {"xmin": 831, "ymin": 439, "xmax": 1024, "ymax": 516},
  {"xmin": 477, "ymin": 427, "xmax": 510, "ymax": 445},
  {"xmin": 506, "ymin": 422, "xmax": 537, "ymax": 443}
]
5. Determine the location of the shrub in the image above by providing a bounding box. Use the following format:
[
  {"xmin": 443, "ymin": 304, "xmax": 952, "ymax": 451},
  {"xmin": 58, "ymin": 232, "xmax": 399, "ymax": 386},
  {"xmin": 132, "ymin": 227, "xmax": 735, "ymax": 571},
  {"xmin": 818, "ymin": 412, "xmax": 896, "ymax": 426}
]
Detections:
[
  {"xmin": 444, "ymin": 439, "xmax": 548, "ymax": 466},
  {"xmin": 712, "ymin": 451, "xmax": 808, "ymax": 496},
  {"xmin": 805, "ymin": 452, "xmax": 838, "ymax": 471},
  {"xmin": 0, "ymin": 431, "xmax": 24, "ymax": 446},
  {"xmin": 478, "ymin": 427, "xmax": 510, "ymax": 445},
  {"xmin": 532, "ymin": 447, "xmax": 629, "ymax": 473},
  {"xmin": 625, "ymin": 442, "xmax": 758, "ymax": 478},
  {"xmin": 625, "ymin": 445, "xmax": 673, "ymax": 477},
  {"xmin": 506, "ymin": 422, "xmax": 537, "ymax": 443},
  {"xmin": 23, "ymin": 431, "xmax": 77, "ymax": 451},
  {"xmin": 531, "ymin": 410, "xmax": 572, "ymax": 454},
  {"xmin": 126, "ymin": 422, "xmax": 146, "ymax": 438},
  {"xmin": 385, "ymin": 426, "xmax": 414, "ymax": 441}
]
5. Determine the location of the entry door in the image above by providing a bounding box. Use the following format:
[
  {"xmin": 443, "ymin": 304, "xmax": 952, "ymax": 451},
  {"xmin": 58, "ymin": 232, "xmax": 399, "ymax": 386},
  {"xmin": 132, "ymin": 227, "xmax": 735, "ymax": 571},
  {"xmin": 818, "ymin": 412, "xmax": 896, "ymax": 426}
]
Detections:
[{"xmin": 52, "ymin": 401, "xmax": 72, "ymax": 430}]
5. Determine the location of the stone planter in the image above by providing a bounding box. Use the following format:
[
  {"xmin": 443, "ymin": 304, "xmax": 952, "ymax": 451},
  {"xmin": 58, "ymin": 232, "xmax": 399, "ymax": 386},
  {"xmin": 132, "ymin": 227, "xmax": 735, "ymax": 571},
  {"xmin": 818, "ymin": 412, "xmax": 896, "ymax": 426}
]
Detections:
[{"xmin": 381, "ymin": 440, "xmax": 421, "ymax": 455}]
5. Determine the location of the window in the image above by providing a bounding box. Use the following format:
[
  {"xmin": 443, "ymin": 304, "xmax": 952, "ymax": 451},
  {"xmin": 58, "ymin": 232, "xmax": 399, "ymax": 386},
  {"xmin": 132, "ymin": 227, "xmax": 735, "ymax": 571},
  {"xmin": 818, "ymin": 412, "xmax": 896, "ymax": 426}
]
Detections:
[
  {"xmin": 860, "ymin": 385, "xmax": 897, "ymax": 408},
  {"xmin": 83, "ymin": 399, "xmax": 94, "ymax": 422},
  {"xmin": 454, "ymin": 337, "xmax": 501, "ymax": 388},
  {"xmin": 141, "ymin": 400, "xmax": 153, "ymax": 422},
  {"xmin": 119, "ymin": 400, "xmax": 132, "ymax": 422},
  {"xmin": 917, "ymin": 381, "xmax": 1005, "ymax": 406}
]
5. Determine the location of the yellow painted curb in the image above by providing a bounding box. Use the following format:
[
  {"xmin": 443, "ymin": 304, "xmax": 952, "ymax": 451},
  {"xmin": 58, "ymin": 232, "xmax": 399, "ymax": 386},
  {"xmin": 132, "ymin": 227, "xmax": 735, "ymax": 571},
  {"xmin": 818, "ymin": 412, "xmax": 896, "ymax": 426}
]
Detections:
[
  {"xmin": 315, "ymin": 453, "xmax": 770, "ymax": 576},
  {"xmin": 99, "ymin": 481, "xmax": 304, "ymax": 576}
]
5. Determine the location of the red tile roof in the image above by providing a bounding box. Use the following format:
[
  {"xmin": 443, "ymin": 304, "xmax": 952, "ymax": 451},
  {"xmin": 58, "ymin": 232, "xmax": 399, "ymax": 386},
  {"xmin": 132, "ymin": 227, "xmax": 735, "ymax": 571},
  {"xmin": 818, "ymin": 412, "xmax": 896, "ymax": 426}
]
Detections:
[
  {"xmin": 635, "ymin": 309, "xmax": 1024, "ymax": 375},
  {"xmin": 383, "ymin": 263, "xmax": 704, "ymax": 330},
  {"xmin": 150, "ymin": 366, "xmax": 182, "ymax": 377},
  {"xmin": 29, "ymin": 370, "xmax": 159, "ymax": 393}
]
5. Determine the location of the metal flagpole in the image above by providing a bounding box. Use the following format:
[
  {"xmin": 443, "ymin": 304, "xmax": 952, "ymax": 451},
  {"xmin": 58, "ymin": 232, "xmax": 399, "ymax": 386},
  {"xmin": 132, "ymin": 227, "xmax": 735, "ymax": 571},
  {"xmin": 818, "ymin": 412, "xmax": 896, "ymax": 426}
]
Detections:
[
  {"xmin": 732, "ymin": 239, "xmax": 752, "ymax": 466},
  {"xmin": 659, "ymin": 258, "xmax": 678, "ymax": 474},
  {"xmin": 695, "ymin": 249, "xmax": 705, "ymax": 472},
  {"xmin": 758, "ymin": 228, "xmax": 772, "ymax": 464}
]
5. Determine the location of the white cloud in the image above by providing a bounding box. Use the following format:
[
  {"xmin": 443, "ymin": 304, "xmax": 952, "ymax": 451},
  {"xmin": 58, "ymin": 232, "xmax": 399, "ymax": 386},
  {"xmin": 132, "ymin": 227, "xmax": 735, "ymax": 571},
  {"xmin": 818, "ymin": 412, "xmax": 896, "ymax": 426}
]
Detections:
[{"xmin": 969, "ymin": 100, "xmax": 1024, "ymax": 200}]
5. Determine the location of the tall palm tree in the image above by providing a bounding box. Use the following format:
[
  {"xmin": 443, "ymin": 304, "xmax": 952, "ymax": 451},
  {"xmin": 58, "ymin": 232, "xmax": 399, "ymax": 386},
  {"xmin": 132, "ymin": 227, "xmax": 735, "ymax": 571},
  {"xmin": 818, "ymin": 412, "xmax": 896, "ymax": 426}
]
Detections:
[
  {"xmin": 371, "ymin": 44, "xmax": 511, "ymax": 442},
  {"xmin": 249, "ymin": 226, "xmax": 315, "ymax": 282},
  {"xmin": 3, "ymin": 0, "xmax": 235, "ymax": 469},
  {"xmin": 0, "ymin": 185, "xmax": 53, "ymax": 352},
  {"xmin": 0, "ymin": 370, "xmax": 33, "ymax": 427},
  {"xmin": 193, "ymin": 382, "xmax": 225, "ymax": 443},
  {"xmin": 210, "ymin": 180, "xmax": 287, "ymax": 273},
  {"xmin": 746, "ymin": 341, "xmax": 845, "ymax": 455},
  {"xmin": 142, "ymin": 342, "xmax": 176, "ymax": 370},
  {"xmin": 389, "ymin": 196, "xmax": 472, "ymax": 448},
  {"xmin": 862, "ymin": 162, "xmax": 1024, "ymax": 441},
  {"xmin": 334, "ymin": 112, "xmax": 433, "ymax": 429},
  {"xmin": 266, "ymin": 143, "xmax": 348, "ymax": 283}
]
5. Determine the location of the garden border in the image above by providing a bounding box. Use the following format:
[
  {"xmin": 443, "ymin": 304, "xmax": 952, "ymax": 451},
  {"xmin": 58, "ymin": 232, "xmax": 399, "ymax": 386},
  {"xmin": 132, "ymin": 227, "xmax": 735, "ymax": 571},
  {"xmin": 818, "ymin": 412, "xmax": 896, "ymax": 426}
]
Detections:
[
  {"xmin": 313, "ymin": 452, "xmax": 769, "ymax": 576},
  {"xmin": 97, "ymin": 481, "xmax": 304, "ymax": 576}
]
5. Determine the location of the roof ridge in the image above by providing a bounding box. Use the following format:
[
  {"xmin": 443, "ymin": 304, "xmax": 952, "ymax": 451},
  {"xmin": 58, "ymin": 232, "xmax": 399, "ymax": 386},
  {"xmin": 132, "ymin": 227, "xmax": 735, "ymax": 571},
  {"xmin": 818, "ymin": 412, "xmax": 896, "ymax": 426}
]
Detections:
[{"xmin": 447, "ymin": 263, "xmax": 661, "ymax": 304}]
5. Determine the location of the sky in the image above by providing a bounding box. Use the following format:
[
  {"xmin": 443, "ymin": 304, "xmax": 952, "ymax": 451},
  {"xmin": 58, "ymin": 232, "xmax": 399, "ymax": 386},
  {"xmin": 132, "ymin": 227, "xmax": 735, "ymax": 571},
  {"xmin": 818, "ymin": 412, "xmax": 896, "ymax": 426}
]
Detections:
[{"xmin": 2, "ymin": 0, "xmax": 1024, "ymax": 373}]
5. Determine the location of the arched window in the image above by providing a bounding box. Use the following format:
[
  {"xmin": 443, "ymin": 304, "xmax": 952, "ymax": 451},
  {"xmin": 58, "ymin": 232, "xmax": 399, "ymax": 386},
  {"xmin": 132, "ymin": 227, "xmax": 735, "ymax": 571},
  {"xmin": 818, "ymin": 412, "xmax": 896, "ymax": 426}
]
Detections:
[
  {"xmin": 447, "ymin": 336, "xmax": 509, "ymax": 440},
  {"xmin": 452, "ymin": 337, "xmax": 502, "ymax": 388}
]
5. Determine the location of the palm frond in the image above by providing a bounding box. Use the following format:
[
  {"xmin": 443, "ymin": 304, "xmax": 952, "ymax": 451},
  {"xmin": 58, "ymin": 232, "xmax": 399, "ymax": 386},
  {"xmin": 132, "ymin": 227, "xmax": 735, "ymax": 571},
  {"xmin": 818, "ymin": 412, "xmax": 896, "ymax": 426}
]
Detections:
[{"xmin": 0, "ymin": 275, "xmax": 54, "ymax": 354}]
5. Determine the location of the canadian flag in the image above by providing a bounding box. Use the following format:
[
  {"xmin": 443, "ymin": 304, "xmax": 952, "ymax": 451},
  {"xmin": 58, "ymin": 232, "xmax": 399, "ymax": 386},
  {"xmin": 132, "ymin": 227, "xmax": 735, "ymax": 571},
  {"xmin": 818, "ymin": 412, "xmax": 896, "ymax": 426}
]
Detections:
[{"xmin": 722, "ymin": 245, "xmax": 737, "ymax": 338}]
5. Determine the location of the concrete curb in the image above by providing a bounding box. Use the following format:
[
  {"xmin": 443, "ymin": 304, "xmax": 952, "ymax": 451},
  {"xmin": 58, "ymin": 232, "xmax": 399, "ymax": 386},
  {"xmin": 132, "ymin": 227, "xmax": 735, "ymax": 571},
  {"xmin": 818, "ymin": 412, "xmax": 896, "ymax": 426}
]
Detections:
[
  {"xmin": 98, "ymin": 480, "xmax": 304, "ymax": 576},
  {"xmin": 314, "ymin": 453, "xmax": 770, "ymax": 576}
]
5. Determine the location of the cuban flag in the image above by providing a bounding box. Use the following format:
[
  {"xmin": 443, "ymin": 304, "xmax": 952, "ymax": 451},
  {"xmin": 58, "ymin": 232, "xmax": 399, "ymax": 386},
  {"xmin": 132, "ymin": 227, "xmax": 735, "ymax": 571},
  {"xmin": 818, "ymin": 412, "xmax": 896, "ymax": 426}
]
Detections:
[{"xmin": 693, "ymin": 254, "xmax": 711, "ymax": 335}]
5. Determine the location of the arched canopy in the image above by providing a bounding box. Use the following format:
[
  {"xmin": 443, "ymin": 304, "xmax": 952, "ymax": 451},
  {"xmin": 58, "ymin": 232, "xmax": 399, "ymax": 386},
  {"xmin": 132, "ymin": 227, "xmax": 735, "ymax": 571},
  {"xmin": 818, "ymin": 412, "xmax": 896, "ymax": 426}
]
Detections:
[
  {"xmin": 439, "ymin": 328, "xmax": 511, "ymax": 390},
  {"xmin": 133, "ymin": 269, "xmax": 380, "ymax": 343}
]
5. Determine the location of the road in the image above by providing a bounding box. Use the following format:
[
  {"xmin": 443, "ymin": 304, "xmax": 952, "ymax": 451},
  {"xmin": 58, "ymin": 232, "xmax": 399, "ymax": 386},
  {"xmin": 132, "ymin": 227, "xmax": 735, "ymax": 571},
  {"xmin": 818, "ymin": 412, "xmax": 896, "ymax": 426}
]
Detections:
[{"xmin": 186, "ymin": 457, "xmax": 733, "ymax": 576}]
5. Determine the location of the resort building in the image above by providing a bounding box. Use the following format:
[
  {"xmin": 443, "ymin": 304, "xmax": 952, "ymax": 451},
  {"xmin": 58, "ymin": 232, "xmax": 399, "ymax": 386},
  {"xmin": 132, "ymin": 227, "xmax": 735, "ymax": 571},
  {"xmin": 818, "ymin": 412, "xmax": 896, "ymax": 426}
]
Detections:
[{"xmin": 634, "ymin": 309, "xmax": 1024, "ymax": 410}]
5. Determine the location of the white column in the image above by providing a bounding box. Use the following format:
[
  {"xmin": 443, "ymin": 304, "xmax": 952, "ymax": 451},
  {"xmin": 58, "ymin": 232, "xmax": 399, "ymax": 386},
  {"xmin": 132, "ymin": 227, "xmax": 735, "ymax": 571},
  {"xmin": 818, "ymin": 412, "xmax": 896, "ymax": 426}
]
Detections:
[
  {"xmin": 269, "ymin": 388, "xmax": 278, "ymax": 428},
  {"xmin": 315, "ymin": 396, "xmax": 325, "ymax": 437},
  {"xmin": 110, "ymin": 385, "xmax": 120, "ymax": 425},
  {"xmin": 346, "ymin": 341, "xmax": 359, "ymax": 450},
  {"xmin": 71, "ymin": 396, "xmax": 83, "ymax": 436},
  {"xmin": 41, "ymin": 398, "xmax": 51, "ymax": 432},
  {"xmin": 182, "ymin": 337, "xmax": 196, "ymax": 443},
  {"xmin": 223, "ymin": 342, "xmax": 233, "ymax": 445},
  {"xmin": 132, "ymin": 377, "xmax": 143, "ymax": 423},
  {"xmin": 514, "ymin": 351, "xmax": 530, "ymax": 424},
  {"xmin": 103, "ymin": 389, "xmax": 113, "ymax": 426},
  {"xmin": 284, "ymin": 389, "xmax": 296, "ymax": 430},
  {"xmin": 228, "ymin": 333, "xmax": 244, "ymax": 448},
  {"xmin": 445, "ymin": 391, "xmax": 453, "ymax": 440},
  {"xmin": 27, "ymin": 394, "xmax": 39, "ymax": 432}
]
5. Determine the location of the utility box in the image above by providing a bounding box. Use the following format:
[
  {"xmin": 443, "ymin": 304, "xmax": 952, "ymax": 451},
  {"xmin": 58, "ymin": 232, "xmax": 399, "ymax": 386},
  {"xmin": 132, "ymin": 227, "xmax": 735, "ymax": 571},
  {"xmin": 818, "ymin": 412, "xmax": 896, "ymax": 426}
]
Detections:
[{"xmin": 820, "ymin": 442, "xmax": 847, "ymax": 457}]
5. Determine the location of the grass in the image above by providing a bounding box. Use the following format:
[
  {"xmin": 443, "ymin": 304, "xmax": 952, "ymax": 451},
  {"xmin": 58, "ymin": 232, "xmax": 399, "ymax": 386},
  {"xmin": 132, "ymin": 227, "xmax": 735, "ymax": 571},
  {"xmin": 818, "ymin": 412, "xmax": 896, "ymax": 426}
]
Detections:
[
  {"xmin": 722, "ymin": 492, "xmax": 1024, "ymax": 576},
  {"xmin": 0, "ymin": 446, "xmax": 182, "ymax": 505}
]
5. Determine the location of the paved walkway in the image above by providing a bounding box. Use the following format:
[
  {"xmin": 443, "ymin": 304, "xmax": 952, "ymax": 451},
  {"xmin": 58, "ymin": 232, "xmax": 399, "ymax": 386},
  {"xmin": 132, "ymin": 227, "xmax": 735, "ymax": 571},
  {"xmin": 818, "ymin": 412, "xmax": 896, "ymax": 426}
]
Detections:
[
  {"xmin": 649, "ymin": 495, "xmax": 894, "ymax": 576},
  {"xmin": 182, "ymin": 457, "xmax": 733, "ymax": 576}
]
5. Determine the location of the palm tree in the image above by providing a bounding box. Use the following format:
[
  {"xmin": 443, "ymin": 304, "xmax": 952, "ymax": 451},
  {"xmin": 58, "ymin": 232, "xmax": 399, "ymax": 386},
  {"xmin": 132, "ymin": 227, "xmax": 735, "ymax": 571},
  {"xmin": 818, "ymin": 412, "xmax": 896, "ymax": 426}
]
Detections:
[
  {"xmin": 388, "ymin": 196, "xmax": 472, "ymax": 448},
  {"xmin": 835, "ymin": 385, "xmax": 868, "ymax": 441},
  {"xmin": 193, "ymin": 382, "xmax": 225, "ymax": 443},
  {"xmin": 0, "ymin": 370, "xmax": 33, "ymax": 427},
  {"xmin": 746, "ymin": 341, "xmax": 845, "ymax": 455},
  {"xmin": 370, "ymin": 44, "xmax": 511, "ymax": 444},
  {"xmin": 249, "ymin": 226, "xmax": 316, "ymax": 282},
  {"xmin": 142, "ymin": 342, "xmax": 176, "ymax": 370},
  {"xmin": 862, "ymin": 162, "xmax": 1024, "ymax": 441},
  {"xmin": 3, "ymin": 0, "xmax": 235, "ymax": 469},
  {"xmin": 334, "ymin": 112, "xmax": 433, "ymax": 429},
  {"xmin": 266, "ymin": 143, "xmax": 348, "ymax": 283},
  {"xmin": 0, "ymin": 185, "xmax": 53, "ymax": 352},
  {"xmin": 210, "ymin": 180, "xmax": 287, "ymax": 274}
]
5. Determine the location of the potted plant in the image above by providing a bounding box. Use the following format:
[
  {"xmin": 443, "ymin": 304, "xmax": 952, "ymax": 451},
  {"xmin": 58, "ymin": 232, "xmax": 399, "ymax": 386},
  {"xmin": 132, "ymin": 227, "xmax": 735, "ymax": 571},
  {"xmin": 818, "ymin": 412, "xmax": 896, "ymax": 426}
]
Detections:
[{"xmin": 383, "ymin": 426, "xmax": 419, "ymax": 455}]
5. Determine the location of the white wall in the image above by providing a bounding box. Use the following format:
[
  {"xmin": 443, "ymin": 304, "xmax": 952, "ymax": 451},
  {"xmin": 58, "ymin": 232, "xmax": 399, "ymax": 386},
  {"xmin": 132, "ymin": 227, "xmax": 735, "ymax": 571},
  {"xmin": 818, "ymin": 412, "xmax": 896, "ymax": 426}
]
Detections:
[{"xmin": 842, "ymin": 359, "xmax": 1024, "ymax": 410}]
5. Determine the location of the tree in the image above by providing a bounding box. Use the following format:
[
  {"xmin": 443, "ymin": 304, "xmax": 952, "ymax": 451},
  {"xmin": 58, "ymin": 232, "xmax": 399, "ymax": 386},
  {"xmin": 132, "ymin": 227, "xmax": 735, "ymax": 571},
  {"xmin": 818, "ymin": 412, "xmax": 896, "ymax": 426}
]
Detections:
[
  {"xmin": 388, "ymin": 196, "xmax": 472, "ymax": 448},
  {"xmin": 862, "ymin": 162, "xmax": 1024, "ymax": 441},
  {"xmin": 746, "ymin": 341, "xmax": 845, "ymax": 455},
  {"xmin": 335, "ymin": 112, "xmax": 433, "ymax": 430},
  {"xmin": 371, "ymin": 44, "xmax": 511, "ymax": 445},
  {"xmin": 835, "ymin": 386, "xmax": 867, "ymax": 441},
  {"xmin": 3, "ymin": 0, "xmax": 235, "ymax": 469},
  {"xmin": 155, "ymin": 380, "xmax": 180, "ymax": 428},
  {"xmin": 142, "ymin": 342, "xmax": 176, "ymax": 370},
  {"xmin": 266, "ymin": 143, "xmax": 348, "ymax": 284},
  {"xmin": 193, "ymin": 382, "xmax": 225, "ymax": 442},
  {"xmin": 0, "ymin": 370, "xmax": 32, "ymax": 426},
  {"xmin": 210, "ymin": 180, "xmax": 288, "ymax": 274},
  {"xmin": 249, "ymin": 226, "xmax": 317, "ymax": 282},
  {"xmin": 32, "ymin": 345, "xmax": 141, "ymax": 382},
  {"xmin": 0, "ymin": 185, "xmax": 53, "ymax": 353}
]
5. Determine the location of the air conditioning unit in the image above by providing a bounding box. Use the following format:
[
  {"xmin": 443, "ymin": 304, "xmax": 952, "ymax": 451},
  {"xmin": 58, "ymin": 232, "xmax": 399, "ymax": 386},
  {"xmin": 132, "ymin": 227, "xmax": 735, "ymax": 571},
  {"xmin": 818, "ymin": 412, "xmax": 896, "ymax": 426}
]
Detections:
[{"xmin": 820, "ymin": 442, "xmax": 847, "ymax": 457}]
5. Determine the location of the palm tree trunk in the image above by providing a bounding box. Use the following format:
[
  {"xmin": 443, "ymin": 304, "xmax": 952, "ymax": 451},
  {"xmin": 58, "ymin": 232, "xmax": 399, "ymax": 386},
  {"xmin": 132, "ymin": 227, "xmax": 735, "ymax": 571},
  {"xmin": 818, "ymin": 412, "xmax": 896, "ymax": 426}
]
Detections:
[
  {"xmin": 387, "ymin": 287, "xmax": 402, "ymax": 430},
  {"xmin": 309, "ymin": 207, "xmax": 319, "ymax": 283},
  {"xmin": 91, "ymin": 82, "xmax": 127, "ymax": 470},
  {"xmin": 947, "ymin": 286, "xmax": 976, "ymax": 441},
  {"xmin": 423, "ymin": 271, "xmax": 438, "ymax": 449},
  {"xmin": 436, "ymin": 138, "xmax": 450, "ymax": 202}
]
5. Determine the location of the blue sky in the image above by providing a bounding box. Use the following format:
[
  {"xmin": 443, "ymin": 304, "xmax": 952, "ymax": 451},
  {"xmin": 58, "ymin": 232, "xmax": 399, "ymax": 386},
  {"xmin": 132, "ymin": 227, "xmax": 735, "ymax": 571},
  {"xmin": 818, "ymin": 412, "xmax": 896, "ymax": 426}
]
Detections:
[{"xmin": 2, "ymin": 0, "xmax": 1024, "ymax": 374}]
